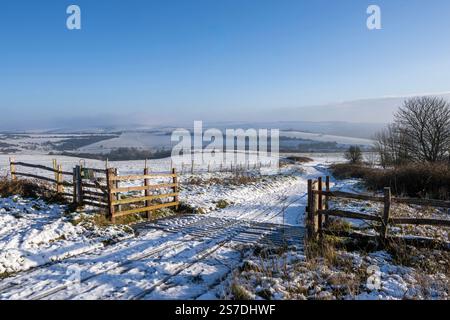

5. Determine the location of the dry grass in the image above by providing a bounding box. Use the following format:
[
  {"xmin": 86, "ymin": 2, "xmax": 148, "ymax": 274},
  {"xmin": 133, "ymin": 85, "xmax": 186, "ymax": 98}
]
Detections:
[
  {"xmin": 230, "ymin": 282, "xmax": 253, "ymax": 300},
  {"xmin": 0, "ymin": 178, "xmax": 68, "ymax": 204},
  {"xmin": 385, "ymin": 237, "xmax": 450, "ymax": 275},
  {"xmin": 216, "ymin": 199, "xmax": 230, "ymax": 209},
  {"xmin": 71, "ymin": 212, "xmax": 144, "ymax": 227},
  {"xmin": 187, "ymin": 175, "xmax": 260, "ymax": 186}
]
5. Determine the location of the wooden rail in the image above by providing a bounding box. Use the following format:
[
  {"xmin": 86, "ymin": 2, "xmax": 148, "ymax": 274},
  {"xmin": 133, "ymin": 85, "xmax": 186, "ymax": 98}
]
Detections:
[
  {"xmin": 318, "ymin": 210, "xmax": 450, "ymax": 227},
  {"xmin": 110, "ymin": 173, "xmax": 176, "ymax": 181},
  {"xmin": 315, "ymin": 190, "xmax": 450, "ymax": 208},
  {"xmin": 106, "ymin": 167, "xmax": 179, "ymax": 223},
  {"xmin": 307, "ymin": 176, "xmax": 450, "ymax": 242},
  {"xmin": 109, "ymin": 183, "xmax": 177, "ymax": 194}
]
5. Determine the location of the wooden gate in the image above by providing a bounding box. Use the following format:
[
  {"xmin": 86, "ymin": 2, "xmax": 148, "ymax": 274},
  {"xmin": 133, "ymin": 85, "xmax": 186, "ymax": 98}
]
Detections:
[{"xmin": 73, "ymin": 165, "xmax": 109, "ymax": 211}]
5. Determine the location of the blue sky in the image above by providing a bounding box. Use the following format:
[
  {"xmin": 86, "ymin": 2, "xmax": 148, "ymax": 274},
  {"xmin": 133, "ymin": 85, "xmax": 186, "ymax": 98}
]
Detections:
[{"xmin": 1, "ymin": 0, "xmax": 450, "ymax": 129}]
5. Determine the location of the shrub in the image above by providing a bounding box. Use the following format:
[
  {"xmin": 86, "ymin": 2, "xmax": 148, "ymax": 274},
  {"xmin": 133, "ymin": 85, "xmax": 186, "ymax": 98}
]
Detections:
[
  {"xmin": 330, "ymin": 163, "xmax": 450, "ymax": 200},
  {"xmin": 216, "ymin": 199, "xmax": 230, "ymax": 209},
  {"xmin": 344, "ymin": 146, "xmax": 363, "ymax": 164},
  {"xmin": 329, "ymin": 163, "xmax": 373, "ymax": 180},
  {"xmin": 286, "ymin": 156, "xmax": 314, "ymax": 163}
]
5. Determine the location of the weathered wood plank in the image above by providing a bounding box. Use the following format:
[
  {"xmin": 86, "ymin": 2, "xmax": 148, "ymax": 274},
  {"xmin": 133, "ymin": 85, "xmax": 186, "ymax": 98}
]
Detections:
[
  {"xmin": 114, "ymin": 201, "xmax": 179, "ymax": 217},
  {"xmin": 320, "ymin": 209, "xmax": 382, "ymax": 222},
  {"xmin": 321, "ymin": 210, "xmax": 450, "ymax": 227},
  {"xmin": 318, "ymin": 190, "xmax": 383, "ymax": 202},
  {"xmin": 318, "ymin": 190, "xmax": 450, "ymax": 208},
  {"xmin": 82, "ymin": 190, "xmax": 106, "ymax": 198},
  {"xmin": 82, "ymin": 183, "xmax": 107, "ymax": 190},
  {"xmin": 392, "ymin": 197, "xmax": 450, "ymax": 208},
  {"xmin": 83, "ymin": 200, "xmax": 109, "ymax": 209},
  {"xmin": 14, "ymin": 172, "xmax": 57, "ymax": 184},
  {"xmin": 110, "ymin": 173, "xmax": 177, "ymax": 181},
  {"xmin": 109, "ymin": 183, "xmax": 178, "ymax": 194},
  {"xmin": 12, "ymin": 162, "xmax": 72, "ymax": 176},
  {"xmin": 390, "ymin": 217, "xmax": 450, "ymax": 227},
  {"xmin": 111, "ymin": 192, "xmax": 178, "ymax": 205},
  {"xmin": 83, "ymin": 195, "xmax": 108, "ymax": 204}
]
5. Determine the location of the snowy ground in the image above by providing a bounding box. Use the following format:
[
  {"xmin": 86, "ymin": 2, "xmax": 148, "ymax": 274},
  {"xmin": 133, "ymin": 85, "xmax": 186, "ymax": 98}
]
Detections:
[
  {"xmin": 218, "ymin": 183, "xmax": 449, "ymax": 301},
  {"xmin": 219, "ymin": 245, "xmax": 448, "ymax": 300},
  {"xmin": 2, "ymin": 152, "xmax": 445, "ymax": 300},
  {"xmin": 0, "ymin": 154, "xmax": 340, "ymax": 299},
  {"xmin": 0, "ymin": 196, "xmax": 133, "ymax": 276}
]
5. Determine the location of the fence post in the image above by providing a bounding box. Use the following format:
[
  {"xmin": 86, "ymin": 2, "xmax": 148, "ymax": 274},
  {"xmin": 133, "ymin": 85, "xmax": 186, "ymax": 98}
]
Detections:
[
  {"xmin": 172, "ymin": 168, "xmax": 179, "ymax": 210},
  {"xmin": 74, "ymin": 165, "xmax": 83, "ymax": 206},
  {"xmin": 114, "ymin": 168, "xmax": 121, "ymax": 214},
  {"xmin": 318, "ymin": 177, "xmax": 323, "ymax": 237},
  {"xmin": 106, "ymin": 168, "xmax": 116, "ymax": 223},
  {"xmin": 191, "ymin": 160, "xmax": 194, "ymax": 174},
  {"xmin": 54, "ymin": 163, "xmax": 59, "ymax": 192},
  {"xmin": 52, "ymin": 159, "xmax": 58, "ymax": 182},
  {"xmin": 73, "ymin": 166, "xmax": 79, "ymax": 205},
  {"xmin": 9, "ymin": 157, "xmax": 16, "ymax": 181},
  {"xmin": 144, "ymin": 166, "xmax": 151, "ymax": 220},
  {"xmin": 57, "ymin": 164, "xmax": 63, "ymax": 194},
  {"xmin": 325, "ymin": 176, "xmax": 330, "ymax": 226},
  {"xmin": 307, "ymin": 179, "xmax": 317, "ymax": 239},
  {"xmin": 381, "ymin": 187, "xmax": 391, "ymax": 241}
]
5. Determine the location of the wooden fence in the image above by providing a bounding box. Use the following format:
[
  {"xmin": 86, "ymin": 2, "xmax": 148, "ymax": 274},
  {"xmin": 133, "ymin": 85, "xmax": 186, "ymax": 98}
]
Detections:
[
  {"xmin": 8, "ymin": 158, "xmax": 179, "ymax": 222},
  {"xmin": 9, "ymin": 157, "xmax": 74, "ymax": 199},
  {"xmin": 307, "ymin": 176, "xmax": 450, "ymax": 241}
]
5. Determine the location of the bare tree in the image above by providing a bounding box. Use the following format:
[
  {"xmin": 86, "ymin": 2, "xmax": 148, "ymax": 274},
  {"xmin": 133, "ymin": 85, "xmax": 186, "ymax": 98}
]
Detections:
[
  {"xmin": 395, "ymin": 97, "xmax": 450, "ymax": 163},
  {"xmin": 374, "ymin": 123, "xmax": 411, "ymax": 167},
  {"xmin": 344, "ymin": 145, "xmax": 363, "ymax": 164}
]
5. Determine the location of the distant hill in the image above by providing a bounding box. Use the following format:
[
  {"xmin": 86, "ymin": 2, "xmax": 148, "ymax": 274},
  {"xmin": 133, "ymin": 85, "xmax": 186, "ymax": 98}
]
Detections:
[{"xmin": 265, "ymin": 93, "xmax": 450, "ymax": 124}]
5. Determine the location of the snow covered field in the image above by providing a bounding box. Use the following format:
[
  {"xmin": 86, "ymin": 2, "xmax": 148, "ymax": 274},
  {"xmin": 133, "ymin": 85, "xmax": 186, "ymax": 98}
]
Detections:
[
  {"xmin": 0, "ymin": 153, "xmax": 447, "ymax": 300},
  {"xmin": 0, "ymin": 154, "xmax": 337, "ymax": 299}
]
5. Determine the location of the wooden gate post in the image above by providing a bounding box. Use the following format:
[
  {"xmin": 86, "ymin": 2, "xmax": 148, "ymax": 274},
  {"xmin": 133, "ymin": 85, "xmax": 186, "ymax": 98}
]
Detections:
[
  {"xmin": 172, "ymin": 168, "xmax": 179, "ymax": 210},
  {"xmin": 114, "ymin": 168, "xmax": 121, "ymax": 214},
  {"xmin": 380, "ymin": 187, "xmax": 391, "ymax": 241},
  {"xmin": 325, "ymin": 176, "xmax": 330, "ymax": 226},
  {"xmin": 318, "ymin": 177, "xmax": 323, "ymax": 237},
  {"xmin": 52, "ymin": 159, "xmax": 58, "ymax": 182},
  {"xmin": 56, "ymin": 164, "xmax": 63, "ymax": 194},
  {"xmin": 144, "ymin": 166, "xmax": 151, "ymax": 220},
  {"xmin": 106, "ymin": 168, "xmax": 116, "ymax": 223},
  {"xmin": 9, "ymin": 157, "xmax": 16, "ymax": 181},
  {"xmin": 307, "ymin": 179, "xmax": 317, "ymax": 239},
  {"xmin": 55, "ymin": 163, "xmax": 59, "ymax": 192},
  {"xmin": 73, "ymin": 165, "xmax": 83, "ymax": 206}
]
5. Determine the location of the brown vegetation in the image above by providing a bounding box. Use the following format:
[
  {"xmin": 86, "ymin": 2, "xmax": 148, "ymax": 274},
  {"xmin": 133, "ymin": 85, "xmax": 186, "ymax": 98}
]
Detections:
[
  {"xmin": 286, "ymin": 156, "xmax": 314, "ymax": 163},
  {"xmin": 330, "ymin": 162, "xmax": 450, "ymax": 200},
  {"xmin": 0, "ymin": 178, "xmax": 68, "ymax": 204},
  {"xmin": 187, "ymin": 175, "xmax": 260, "ymax": 186}
]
